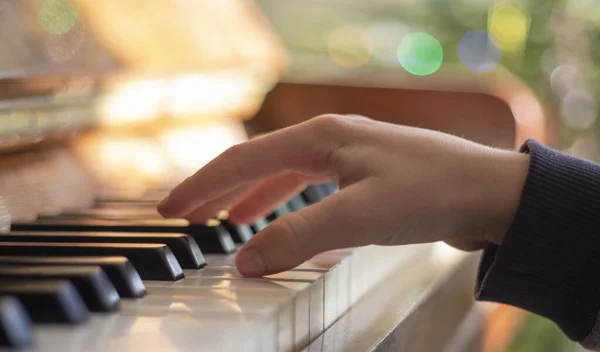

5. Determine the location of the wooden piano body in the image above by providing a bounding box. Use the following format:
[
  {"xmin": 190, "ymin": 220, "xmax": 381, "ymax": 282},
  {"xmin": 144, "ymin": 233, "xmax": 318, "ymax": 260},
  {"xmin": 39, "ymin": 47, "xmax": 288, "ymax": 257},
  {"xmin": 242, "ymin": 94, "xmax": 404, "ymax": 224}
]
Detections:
[{"xmin": 0, "ymin": 1, "xmax": 548, "ymax": 351}]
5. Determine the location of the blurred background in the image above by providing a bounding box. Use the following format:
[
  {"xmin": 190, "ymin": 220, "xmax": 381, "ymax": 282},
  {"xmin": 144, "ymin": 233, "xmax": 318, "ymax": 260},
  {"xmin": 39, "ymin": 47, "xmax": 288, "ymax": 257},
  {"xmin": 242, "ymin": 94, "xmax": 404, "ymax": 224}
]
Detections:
[
  {"xmin": 0, "ymin": 0, "xmax": 597, "ymax": 351},
  {"xmin": 256, "ymin": 0, "xmax": 599, "ymax": 160},
  {"xmin": 250, "ymin": 2, "xmax": 598, "ymax": 351}
]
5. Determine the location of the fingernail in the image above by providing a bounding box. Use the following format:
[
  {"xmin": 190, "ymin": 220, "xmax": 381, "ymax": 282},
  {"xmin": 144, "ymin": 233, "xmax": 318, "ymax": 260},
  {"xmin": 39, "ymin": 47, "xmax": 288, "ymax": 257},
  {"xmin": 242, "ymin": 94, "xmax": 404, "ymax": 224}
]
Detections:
[{"xmin": 236, "ymin": 249, "xmax": 267, "ymax": 277}]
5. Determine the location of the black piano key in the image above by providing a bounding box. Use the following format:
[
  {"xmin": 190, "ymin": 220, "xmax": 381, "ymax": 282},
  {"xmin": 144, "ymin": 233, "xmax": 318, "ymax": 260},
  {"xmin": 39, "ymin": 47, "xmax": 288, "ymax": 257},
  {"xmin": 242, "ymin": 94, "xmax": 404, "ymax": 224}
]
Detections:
[
  {"xmin": 44, "ymin": 207, "xmax": 160, "ymax": 220},
  {"xmin": 300, "ymin": 185, "xmax": 328, "ymax": 205},
  {"xmin": 0, "ymin": 296, "xmax": 33, "ymax": 349},
  {"xmin": 95, "ymin": 199, "xmax": 158, "ymax": 207},
  {"xmin": 0, "ymin": 266, "xmax": 119, "ymax": 313},
  {"xmin": 12, "ymin": 219, "xmax": 236, "ymax": 255},
  {"xmin": 266, "ymin": 203, "xmax": 292, "ymax": 222},
  {"xmin": 220, "ymin": 220, "xmax": 253, "ymax": 244},
  {"xmin": 0, "ymin": 280, "xmax": 88, "ymax": 324},
  {"xmin": 321, "ymin": 182, "xmax": 339, "ymax": 195},
  {"xmin": 287, "ymin": 195, "xmax": 307, "ymax": 211},
  {"xmin": 0, "ymin": 256, "xmax": 145, "ymax": 298},
  {"xmin": 250, "ymin": 218, "xmax": 269, "ymax": 233},
  {"xmin": 1, "ymin": 232, "xmax": 205, "ymax": 270},
  {"xmin": 0, "ymin": 242, "xmax": 183, "ymax": 281}
]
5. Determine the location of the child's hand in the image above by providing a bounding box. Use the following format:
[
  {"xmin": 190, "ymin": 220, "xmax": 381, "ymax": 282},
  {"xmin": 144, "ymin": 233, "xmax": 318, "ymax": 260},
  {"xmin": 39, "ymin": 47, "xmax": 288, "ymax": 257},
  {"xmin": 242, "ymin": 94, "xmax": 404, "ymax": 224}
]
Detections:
[{"xmin": 157, "ymin": 114, "xmax": 529, "ymax": 276}]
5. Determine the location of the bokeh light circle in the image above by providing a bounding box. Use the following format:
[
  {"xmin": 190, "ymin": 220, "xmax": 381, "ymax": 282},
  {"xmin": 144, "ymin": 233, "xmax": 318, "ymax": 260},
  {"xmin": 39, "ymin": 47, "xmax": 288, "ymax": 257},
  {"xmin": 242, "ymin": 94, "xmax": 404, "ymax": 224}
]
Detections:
[
  {"xmin": 489, "ymin": 5, "xmax": 529, "ymax": 53},
  {"xmin": 40, "ymin": 0, "xmax": 78, "ymax": 36},
  {"xmin": 550, "ymin": 65, "xmax": 584, "ymax": 99},
  {"xmin": 397, "ymin": 32, "xmax": 443, "ymax": 76},
  {"xmin": 327, "ymin": 25, "xmax": 372, "ymax": 69},
  {"xmin": 561, "ymin": 91, "xmax": 598, "ymax": 131},
  {"xmin": 458, "ymin": 30, "xmax": 501, "ymax": 72}
]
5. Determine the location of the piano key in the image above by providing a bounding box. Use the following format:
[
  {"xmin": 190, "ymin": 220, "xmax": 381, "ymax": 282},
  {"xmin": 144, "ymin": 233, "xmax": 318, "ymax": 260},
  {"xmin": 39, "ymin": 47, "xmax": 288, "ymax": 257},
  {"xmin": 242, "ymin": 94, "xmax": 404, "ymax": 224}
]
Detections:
[
  {"xmin": 32, "ymin": 302, "xmax": 275, "ymax": 352},
  {"xmin": 0, "ymin": 256, "xmax": 146, "ymax": 298},
  {"xmin": 11, "ymin": 218, "xmax": 236, "ymax": 255},
  {"xmin": 180, "ymin": 266, "xmax": 326, "ymax": 340},
  {"xmin": 0, "ymin": 280, "xmax": 88, "ymax": 324},
  {"xmin": 1, "ymin": 231, "xmax": 205, "ymax": 269},
  {"xmin": 286, "ymin": 195, "xmax": 306, "ymax": 211},
  {"xmin": 46, "ymin": 206, "xmax": 160, "ymax": 220},
  {"xmin": 140, "ymin": 286, "xmax": 296, "ymax": 351},
  {"xmin": 0, "ymin": 296, "xmax": 33, "ymax": 349},
  {"xmin": 250, "ymin": 218, "xmax": 269, "ymax": 233},
  {"xmin": 220, "ymin": 220, "xmax": 253, "ymax": 244},
  {"xmin": 300, "ymin": 185, "xmax": 328, "ymax": 205},
  {"xmin": 0, "ymin": 266, "xmax": 120, "ymax": 312},
  {"xmin": 0, "ymin": 242, "xmax": 183, "ymax": 281},
  {"xmin": 321, "ymin": 182, "xmax": 339, "ymax": 195},
  {"xmin": 200, "ymin": 252, "xmax": 352, "ymax": 334},
  {"xmin": 95, "ymin": 198, "xmax": 158, "ymax": 207},
  {"xmin": 148, "ymin": 277, "xmax": 311, "ymax": 349},
  {"xmin": 265, "ymin": 203, "xmax": 292, "ymax": 222}
]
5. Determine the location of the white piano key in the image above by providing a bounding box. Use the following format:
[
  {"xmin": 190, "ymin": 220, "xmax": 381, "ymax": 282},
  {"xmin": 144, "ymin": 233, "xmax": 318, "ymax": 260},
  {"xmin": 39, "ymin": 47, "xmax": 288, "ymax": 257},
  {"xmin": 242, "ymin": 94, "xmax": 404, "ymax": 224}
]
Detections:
[
  {"xmin": 148, "ymin": 274, "xmax": 313, "ymax": 351},
  {"xmin": 174, "ymin": 278, "xmax": 311, "ymax": 350},
  {"xmin": 203, "ymin": 248, "xmax": 353, "ymax": 273},
  {"xmin": 141, "ymin": 286, "xmax": 295, "ymax": 351},
  {"xmin": 174, "ymin": 267, "xmax": 326, "ymax": 346},
  {"xmin": 25, "ymin": 311, "xmax": 271, "ymax": 352},
  {"xmin": 1, "ymin": 243, "xmax": 435, "ymax": 352}
]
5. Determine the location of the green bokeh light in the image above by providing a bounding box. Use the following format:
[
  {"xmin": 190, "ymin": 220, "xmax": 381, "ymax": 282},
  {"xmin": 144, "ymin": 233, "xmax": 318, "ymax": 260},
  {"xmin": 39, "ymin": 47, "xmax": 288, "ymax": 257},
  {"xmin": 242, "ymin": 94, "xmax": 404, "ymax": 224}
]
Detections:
[
  {"xmin": 397, "ymin": 32, "xmax": 443, "ymax": 76},
  {"xmin": 40, "ymin": 0, "xmax": 78, "ymax": 36}
]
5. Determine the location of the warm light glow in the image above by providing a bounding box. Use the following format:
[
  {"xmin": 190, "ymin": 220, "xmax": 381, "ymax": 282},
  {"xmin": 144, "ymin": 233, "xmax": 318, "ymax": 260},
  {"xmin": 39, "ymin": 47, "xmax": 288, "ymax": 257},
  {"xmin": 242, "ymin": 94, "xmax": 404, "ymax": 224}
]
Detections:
[
  {"xmin": 100, "ymin": 80, "xmax": 165, "ymax": 125},
  {"xmin": 166, "ymin": 73, "xmax": 254, "ymax": 118},
  {"xmin": 159, "ymin": 122, "xmax": 247, "ymax": 172},
  {"xmin": 79, "ymin": 136, "xmax": 168, "ymax": 192},
  {"xmin": 489, "ymin": 5, "xmax": 530, "ymax": 54},
  {"xmin": 99, "ymin": 72, "xmax": 262, "ymax": 125},
  {"xmin": 327, "ymin": 25, "xmax": 372, "ymax": 68}
]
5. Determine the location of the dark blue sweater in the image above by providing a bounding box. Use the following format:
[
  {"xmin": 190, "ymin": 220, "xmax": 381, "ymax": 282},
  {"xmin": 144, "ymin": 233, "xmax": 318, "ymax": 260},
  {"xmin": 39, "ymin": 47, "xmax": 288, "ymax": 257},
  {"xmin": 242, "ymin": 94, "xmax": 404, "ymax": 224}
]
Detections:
[{"xmin": 476, "ymin": 139, "xmax": 600, "ymax": 349}]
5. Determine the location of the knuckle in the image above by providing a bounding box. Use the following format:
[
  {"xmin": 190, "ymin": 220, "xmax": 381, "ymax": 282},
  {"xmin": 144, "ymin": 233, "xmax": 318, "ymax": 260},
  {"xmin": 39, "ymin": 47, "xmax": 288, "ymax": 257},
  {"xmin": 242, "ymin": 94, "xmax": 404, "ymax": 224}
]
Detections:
[
  {"xmin": 345, "ymin": 114, "xmax": 372, "ymax": 122},
  {"xmin": 311, "ymin": 114, "xmax": 349, "ymax": 135},
  {"xmin": 308, "ymin": 115, "xmax": 350, "ymax": 174}
]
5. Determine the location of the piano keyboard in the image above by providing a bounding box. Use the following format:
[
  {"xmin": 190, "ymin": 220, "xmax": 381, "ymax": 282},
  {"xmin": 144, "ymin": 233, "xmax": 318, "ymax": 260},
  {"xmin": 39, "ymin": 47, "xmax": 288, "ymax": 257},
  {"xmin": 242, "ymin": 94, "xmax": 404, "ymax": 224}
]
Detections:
[{"xmin": 0, "ymin": 182, "xmax": 431, "ymax": 352}]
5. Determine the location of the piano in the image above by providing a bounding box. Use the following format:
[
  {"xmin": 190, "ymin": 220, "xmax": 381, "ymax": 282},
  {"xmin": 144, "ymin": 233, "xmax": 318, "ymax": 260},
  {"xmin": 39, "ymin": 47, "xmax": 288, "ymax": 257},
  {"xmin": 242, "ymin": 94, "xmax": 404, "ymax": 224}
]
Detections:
[{"xmin": 0, "ymin": 1, "xmax": 548, "ymax": 351}]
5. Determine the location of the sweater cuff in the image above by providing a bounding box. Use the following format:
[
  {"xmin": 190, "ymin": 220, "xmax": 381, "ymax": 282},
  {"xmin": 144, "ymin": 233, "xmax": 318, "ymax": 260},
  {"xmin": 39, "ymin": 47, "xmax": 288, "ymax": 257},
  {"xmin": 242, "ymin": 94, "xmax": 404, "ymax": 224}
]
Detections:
[{"xmin": 475, "ymin": 139, "xmax": 600, "ymax": 342}]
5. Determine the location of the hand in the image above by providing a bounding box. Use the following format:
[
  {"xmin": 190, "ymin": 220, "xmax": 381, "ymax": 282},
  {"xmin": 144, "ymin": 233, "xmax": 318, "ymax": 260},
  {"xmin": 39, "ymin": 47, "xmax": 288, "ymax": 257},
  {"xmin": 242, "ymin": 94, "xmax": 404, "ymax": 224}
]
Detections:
[{"xmin": 157, "ymin": 114, "xmax": 529, "ymax": 276}]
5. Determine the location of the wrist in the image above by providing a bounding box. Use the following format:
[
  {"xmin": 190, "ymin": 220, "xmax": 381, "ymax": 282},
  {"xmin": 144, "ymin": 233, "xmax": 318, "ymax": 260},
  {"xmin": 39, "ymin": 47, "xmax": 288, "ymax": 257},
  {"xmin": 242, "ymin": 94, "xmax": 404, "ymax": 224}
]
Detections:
[{"xmin": 478, "ymin": 150, "xmax": 530, "ymax": 245}]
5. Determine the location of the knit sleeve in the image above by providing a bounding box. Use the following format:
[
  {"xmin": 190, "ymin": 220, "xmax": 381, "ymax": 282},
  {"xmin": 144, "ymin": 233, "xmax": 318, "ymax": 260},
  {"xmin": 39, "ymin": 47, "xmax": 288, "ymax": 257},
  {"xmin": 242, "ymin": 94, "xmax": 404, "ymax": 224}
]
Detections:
[{"xmin": 475, "ymin": 139, "xmax": 600, "ymax": 350}]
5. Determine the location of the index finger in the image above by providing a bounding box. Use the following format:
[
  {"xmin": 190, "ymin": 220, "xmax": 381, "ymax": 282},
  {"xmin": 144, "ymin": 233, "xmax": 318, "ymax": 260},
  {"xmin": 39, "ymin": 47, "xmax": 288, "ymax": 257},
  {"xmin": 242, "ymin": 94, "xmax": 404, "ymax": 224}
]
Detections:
[{"xmin": 157, "ymin": 115, "xmax": 345, "ymax": 218}]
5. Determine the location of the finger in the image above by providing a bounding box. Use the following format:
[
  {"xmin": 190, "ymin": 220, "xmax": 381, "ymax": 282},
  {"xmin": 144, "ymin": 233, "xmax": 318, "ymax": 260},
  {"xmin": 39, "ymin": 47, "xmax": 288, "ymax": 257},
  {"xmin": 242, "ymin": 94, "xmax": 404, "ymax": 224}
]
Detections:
[
  {"xmin": 228, "ymin": 173, "xmax": 326, "ymax": 224},
  {"xmin": 157, "ymin": 115, "xmax": 347, "ymax": 217},
  {"xmin": 235, "ymin": 183, "xmax": 371, "ymax": 277},
  {"xmin": 182, "ymin": 184, "xmax": 253, "ymax": 223}
]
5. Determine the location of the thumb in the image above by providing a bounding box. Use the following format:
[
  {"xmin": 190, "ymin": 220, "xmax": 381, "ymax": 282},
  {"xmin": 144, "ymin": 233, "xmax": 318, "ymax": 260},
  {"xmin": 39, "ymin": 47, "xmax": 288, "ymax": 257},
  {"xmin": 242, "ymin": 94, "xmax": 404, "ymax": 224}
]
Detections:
[{"xmin": 235, "ymin": 187, "xmax": 368, "ymax": 276}]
